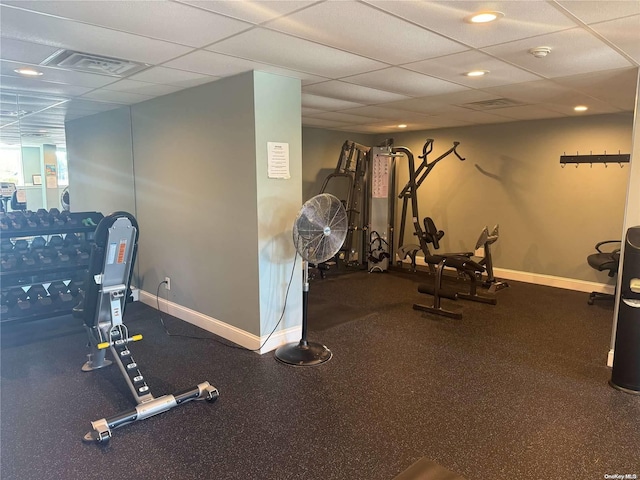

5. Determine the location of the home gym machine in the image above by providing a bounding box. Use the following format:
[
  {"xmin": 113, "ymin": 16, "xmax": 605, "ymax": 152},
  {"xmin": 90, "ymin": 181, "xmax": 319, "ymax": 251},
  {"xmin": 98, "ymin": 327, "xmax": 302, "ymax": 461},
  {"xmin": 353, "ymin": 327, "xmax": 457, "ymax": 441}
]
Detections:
[
  {"xmin": 80, "ymin": 211, "xmax": 219, "ymax": 443},
  {"xmin": 367, "ymin": 139, "xmax": 397, "ymax": 273},
  {"xmin": 318, "ymin": 140, "xmax": 371, "ymax": 271},
  {"xmin": 393, "ymin": 138, "xmax": 466, "ymax": 270}
]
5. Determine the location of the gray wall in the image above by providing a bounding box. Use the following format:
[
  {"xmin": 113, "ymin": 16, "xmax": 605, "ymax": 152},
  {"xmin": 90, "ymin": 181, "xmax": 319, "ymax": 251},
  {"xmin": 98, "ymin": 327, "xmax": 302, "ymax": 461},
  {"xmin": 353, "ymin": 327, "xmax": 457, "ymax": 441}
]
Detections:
[
  {"xmin": 301, "ymin": 127, "xmax": 373, "ymax": 201},
  {"xmin": 253, "ymin": 72, "xmax": 303, "ymax": 333},
  {"xmin": 66, "ymin": 71, "xmax": 302, "ymax": 338},
  {"xmin": 66, "ymin": 107, "xmax": 136, "ymax": 215},
  {"xmin": 302, "ymin": 112, "xmax": 633, "ymax": 283}
]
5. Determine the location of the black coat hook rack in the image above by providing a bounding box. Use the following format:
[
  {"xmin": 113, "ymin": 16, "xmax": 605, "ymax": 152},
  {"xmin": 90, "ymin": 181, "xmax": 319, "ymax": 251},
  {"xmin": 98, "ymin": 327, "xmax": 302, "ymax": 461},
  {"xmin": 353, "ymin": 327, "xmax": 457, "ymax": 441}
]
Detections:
[{"xmin": 560, "ymin": 151, "xmax": 630, "ymax": 168}]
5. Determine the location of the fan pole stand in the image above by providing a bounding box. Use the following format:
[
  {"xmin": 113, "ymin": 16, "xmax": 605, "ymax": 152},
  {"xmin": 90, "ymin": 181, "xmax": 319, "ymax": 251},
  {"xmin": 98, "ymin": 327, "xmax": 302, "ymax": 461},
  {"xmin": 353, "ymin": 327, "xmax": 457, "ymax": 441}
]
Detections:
[{"xmin": 275, "ymin": 262, "xmax": 332, "ymax": 366}]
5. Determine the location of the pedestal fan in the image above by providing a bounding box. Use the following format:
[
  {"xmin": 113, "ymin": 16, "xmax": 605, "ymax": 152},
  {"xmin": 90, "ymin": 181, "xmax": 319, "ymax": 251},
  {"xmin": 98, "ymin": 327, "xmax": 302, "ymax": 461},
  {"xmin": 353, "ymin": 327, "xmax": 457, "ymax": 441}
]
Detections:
[{"xmin": 275, "ymin": 193, "xmax": 348, "ymax": 366}]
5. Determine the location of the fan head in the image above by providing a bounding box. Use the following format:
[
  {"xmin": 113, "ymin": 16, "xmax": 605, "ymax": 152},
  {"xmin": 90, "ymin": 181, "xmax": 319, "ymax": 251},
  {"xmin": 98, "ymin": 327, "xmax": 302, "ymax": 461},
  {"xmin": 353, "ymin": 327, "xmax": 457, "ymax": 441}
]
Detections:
[{"xmin": 293, "ymin": 193, "xmax": 348, "ymax": 264}]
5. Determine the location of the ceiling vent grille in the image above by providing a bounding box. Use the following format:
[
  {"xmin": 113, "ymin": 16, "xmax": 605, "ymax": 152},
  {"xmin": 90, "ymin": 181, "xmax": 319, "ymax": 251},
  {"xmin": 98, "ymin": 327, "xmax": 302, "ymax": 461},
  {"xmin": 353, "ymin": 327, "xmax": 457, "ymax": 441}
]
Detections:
[
  {"xmin": 41, "ymin": 49, "xmax": 149, "ymax": 77},
  {"xmin": 459, "ymin": 98, "xmax": 526, "ymax": 110}
]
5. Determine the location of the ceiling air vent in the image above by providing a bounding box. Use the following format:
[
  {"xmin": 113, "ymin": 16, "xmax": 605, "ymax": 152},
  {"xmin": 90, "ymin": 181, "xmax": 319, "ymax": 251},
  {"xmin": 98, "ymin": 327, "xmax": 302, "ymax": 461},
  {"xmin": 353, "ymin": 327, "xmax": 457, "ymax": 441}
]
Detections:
[
  {"xmin": 41, "ymin": 49, "xmax": 149, "ymax": 77},
  {"xmin": 459, "ymin": 98, "xmax": 526, "ymax": 111}
]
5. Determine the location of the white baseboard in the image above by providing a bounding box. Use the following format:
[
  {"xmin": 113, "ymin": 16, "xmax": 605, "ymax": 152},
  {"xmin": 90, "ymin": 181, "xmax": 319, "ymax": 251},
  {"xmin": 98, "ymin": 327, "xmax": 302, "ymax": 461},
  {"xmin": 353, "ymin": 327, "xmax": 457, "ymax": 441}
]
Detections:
[
  {"xmin": 138, "ymin": 290, "xmax": 301, "ymax": 354},
  {"xmin": 607, "ymin": 349, "xmax": 615, "ymax": 368},
  {"xmin": 493, "ymin": 267, "xmax": 615, "ymax": 294},
  {"xmin": 397, "ymin": 255, "xmax": 615, "ymax": 294}
]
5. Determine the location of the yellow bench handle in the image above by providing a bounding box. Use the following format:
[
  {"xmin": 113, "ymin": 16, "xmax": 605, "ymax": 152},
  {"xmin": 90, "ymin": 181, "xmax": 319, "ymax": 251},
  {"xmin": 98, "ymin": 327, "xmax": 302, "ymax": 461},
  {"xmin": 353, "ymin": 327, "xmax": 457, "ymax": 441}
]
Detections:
[{"xmin": 97, "ymin": 334, "xmax": 143, "ymax": 350}]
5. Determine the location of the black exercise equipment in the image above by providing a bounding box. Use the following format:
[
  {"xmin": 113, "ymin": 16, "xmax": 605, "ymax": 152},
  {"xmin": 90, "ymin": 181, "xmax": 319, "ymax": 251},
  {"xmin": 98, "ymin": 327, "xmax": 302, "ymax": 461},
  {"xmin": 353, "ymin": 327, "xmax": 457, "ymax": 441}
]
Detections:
[
  {"xmin": 610, "ymin": 226, "xmax": 640, "ymax": 394},
  {"xmin": 587, "ymin": 240, "xmax": 621, "ymax": 305},
  {"xmin": 413, "ymin": 255, "xmax": 462, "ymax": 319},
  {"xmin": 413, "ymin": 253, "xmax": 496, "ymax": 320},
  {"xmin": 394, "ymin": 139, "xmax": 465, "ymax": 271},
  {"xmin": 318, "ymin": 140, "xmax": 371, "ymax": 269},
  {"xmin": 80, "ymin": 211, "xmax": 219, "ymax": 442}
]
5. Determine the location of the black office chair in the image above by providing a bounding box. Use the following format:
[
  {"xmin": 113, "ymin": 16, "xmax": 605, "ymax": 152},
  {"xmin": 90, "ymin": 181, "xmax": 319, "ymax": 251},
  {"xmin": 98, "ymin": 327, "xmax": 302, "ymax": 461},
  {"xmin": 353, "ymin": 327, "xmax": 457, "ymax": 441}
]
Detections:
[{"xmin": 587, "ymin": 240, "xmax": 621, "ymax": 305}]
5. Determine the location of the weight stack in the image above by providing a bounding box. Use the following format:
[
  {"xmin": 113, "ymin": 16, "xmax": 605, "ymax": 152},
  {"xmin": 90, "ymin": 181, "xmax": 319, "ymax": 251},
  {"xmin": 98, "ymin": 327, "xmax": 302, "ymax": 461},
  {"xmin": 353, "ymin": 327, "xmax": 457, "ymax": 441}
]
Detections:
[{"xmin": 610, "ymin": 225, "xmax": 640, "ymax": 394}]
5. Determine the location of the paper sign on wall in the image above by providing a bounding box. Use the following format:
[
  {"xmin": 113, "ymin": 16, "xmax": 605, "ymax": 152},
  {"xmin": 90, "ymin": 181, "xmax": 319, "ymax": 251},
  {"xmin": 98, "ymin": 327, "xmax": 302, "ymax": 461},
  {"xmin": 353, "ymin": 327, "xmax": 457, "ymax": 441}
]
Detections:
[{"xmin": 267, "ymin": 142, "xmax": 290, "ymax": 179}]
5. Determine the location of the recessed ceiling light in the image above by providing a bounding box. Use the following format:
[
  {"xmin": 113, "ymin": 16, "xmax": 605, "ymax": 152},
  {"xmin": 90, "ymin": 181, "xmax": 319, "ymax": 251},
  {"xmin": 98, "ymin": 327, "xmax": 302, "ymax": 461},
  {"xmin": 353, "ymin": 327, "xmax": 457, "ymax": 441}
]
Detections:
[
  {"xmin": 574, "ymin": 105, "xmax": 588, "ymax": 112},
  {"xmin": 14, "ymin": 67, "xmax": 43, "ymax": 76},
  {"xmin": 465, "ymin": 70, "xmax": 489, "ymax": 77},
  {"xmin": 466, "ymin": 11, "xmax": 504, "ymax": 23},
  {"xmin": 397, "ymin": 124, "xmax": 407, "ymax": 129}
]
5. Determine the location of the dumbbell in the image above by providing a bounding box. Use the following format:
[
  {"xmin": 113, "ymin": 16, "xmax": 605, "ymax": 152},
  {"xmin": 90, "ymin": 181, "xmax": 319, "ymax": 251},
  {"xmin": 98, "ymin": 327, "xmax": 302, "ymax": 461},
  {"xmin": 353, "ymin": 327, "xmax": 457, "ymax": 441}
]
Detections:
[
  {"xmin": 59, "ymin": 210, "xmax": 77, "ymax": 225},
  {"xmin": 49, "ymin": 208, "xmax": 65, "ymax": 226},
  {"xmin": 35, "ymin": 209, "xmax": 51, "ymax": 227},
  {"xmin": 48, "ymin": 281, "xmax": 74, "ymax": 304},
  {"xmin": 46, "ymin": 235, "xmax": 70, "ymax": 263},
  {"xmin": 1, "ymin": 238, "xmax": 14, "ymax": 254},
  {"xmin": 13, "ymin": 239, "xmax": 36, "ymax": 267},
  {"xmin": 30, "ymin": 236, "xmax": 52, "ymax": 265},
  {"xmin": 26, "ymin": 284, "xmax": 53, "ymax": 309},
  {"xmin": 6, "ymin": 287, "xmax": 30, "ymax": 314}
]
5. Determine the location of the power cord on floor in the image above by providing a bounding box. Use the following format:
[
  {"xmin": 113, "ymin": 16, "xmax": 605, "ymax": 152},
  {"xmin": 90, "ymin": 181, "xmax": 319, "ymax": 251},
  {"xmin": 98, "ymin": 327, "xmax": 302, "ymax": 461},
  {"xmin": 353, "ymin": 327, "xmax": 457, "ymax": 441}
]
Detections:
[{"xmin": 156, "ymin": 253, "xmax": 298, "ymax": 352}]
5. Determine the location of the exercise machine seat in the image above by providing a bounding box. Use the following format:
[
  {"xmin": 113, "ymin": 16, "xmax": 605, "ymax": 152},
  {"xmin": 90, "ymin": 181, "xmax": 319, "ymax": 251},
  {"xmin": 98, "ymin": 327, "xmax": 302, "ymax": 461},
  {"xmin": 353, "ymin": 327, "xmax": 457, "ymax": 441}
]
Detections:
[{"xmin": 587, "ymin": 240, "xmax": 621, "ymax": 304}]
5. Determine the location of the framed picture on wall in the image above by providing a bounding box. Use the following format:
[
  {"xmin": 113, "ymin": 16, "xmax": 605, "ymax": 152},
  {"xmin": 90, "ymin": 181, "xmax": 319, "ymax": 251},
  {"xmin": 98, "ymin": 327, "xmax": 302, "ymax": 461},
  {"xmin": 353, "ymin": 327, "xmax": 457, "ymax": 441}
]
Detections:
[{"xmin": 32, "ymin": 175, "xmax": 42, "ymax": 185}]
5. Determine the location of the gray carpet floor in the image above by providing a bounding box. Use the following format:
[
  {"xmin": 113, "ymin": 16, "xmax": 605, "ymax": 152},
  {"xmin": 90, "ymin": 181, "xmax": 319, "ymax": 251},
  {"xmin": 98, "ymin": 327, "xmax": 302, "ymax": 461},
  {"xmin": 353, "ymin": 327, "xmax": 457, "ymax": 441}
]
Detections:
[{"xmin": 1, "ymin": 270, "xmax": 639, "ymax": 480}]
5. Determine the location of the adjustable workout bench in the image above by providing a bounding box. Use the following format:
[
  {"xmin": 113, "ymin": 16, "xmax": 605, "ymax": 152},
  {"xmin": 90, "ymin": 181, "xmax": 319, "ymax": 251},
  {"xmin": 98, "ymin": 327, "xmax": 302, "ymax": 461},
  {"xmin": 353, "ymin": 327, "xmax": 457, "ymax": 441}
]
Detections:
[
  {"xmin": 80, "ymin": 211, "xmax": 218, "ymax": 443},
  {"xmin": 413, "ymin": 253, "xmax": 496, "ymax": 319}
]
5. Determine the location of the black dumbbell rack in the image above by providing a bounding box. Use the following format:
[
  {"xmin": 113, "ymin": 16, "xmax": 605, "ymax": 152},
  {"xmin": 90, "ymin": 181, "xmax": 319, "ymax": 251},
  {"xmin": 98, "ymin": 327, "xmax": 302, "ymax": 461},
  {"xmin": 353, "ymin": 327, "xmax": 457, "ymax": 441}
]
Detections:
[{"xmin": 0, "ymin": 209, "xmax": 104, "ymax": 324}]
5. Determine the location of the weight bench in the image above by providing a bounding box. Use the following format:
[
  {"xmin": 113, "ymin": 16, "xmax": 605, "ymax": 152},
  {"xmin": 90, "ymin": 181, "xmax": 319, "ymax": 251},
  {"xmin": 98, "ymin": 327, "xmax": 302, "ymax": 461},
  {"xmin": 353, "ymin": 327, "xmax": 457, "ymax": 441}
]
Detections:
[
  {"xmin": 80, "ymin": 211, "xmax": 219, "ymax": 443},
  {"xmin": 413, "ymin": 254, "xmax": 496, "ymax": 319}
]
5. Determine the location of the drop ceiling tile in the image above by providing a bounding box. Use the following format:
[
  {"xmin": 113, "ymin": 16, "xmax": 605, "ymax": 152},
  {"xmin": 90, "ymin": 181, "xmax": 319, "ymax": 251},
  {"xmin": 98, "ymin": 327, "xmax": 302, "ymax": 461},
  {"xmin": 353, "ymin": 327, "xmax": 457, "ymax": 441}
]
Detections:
[
  {"xmin": 540, "ymin": 103, "xmax": 620, "ymax": 117},
  {"xmin": 302, "ymin": 117, "xmax": 352, "ymax": 128},
  {"xmin": 482, "ymin": 28, "xmax": 633, "ymax": 77},
  {"xmin": 0, "ymin": 38, "xmax": 60, "ymax": 64},
  {"xmin": 334, "ymin": 123, "xmax": 417, "ymax": 134},
  {"xmin": 589, "ymin": 16, "xmax": 640, "ymax": 63},
  {"xmin": 1, "ymin": 59, "xmax": 120, "ymax": 88},
  {"xmin": 128, "ymin": 67, "xmax": 215, "ymax": 88},
  {"xmin": 480, "ymin": 79, "xmax": 579, "ymax": 104},
  {"xmin": 540, "ymin": 98, "xmax": 623, "ymax": 116},
  {"xmin": 207, "ymin": 28, "xmax": 386, "ymax": 78},
  {"xmin": 552, "ymin": 68, "xmax": 638, "ymax": 111},
  {"xmin": 2, "ymin": 1, "xmax": 252, "ymax": 48},
  {"xmin": 164, "ymin": 50, "xmax": 328, "ymax": 85},
  {"xmin": 177, "ymin": 0, "xmax": 316, "ymax": 24},
  {"xmin": 303, "ymin": 81, "xmax": 410, "ymax": 105},
  {"xmin": 556, "ymin": 1, "xmax": 640, "ymax": 24},
  {"xmin": 266, "ymin": 1, "xmax": 468, "ymax": 64},
  {"xmin": 305, "ymin": 111, "xmax": 377, "ymax": 124},
  {"xmin": 404, "ymin": 50, "xmax": 542, "ymax": 88},
  {"xmin": 301, "ymin": 93, "xmax": 365, "ymax": 111},
  {"xmin": 0, "ymin": 5, "xmax": 193, "ymax": 65},
  {"xmin": 301, "ymin": 107, "xmax": 328, "ymax": 116},
  {"xmin": 365, "ymin": 0, "xmax": 577, "ymax": 48},
  {"xmin": 483, "ymin": 105, "xmax": 567, "ymax": 121},
  {"xmin": 339, "ymin": 106, "xmax": 433, "ymax": 122},
  {"xmin": 0, "ymin": 74, "xmax": 92, "ymax": 96},
  {"xmin": 342, "ymin": 68, "xmax": 469, "ymax": 97},
  {"xmin": 383, "ymin": 90, "xmax": 501, "ymax": 114},
  {"xmin": 81, "ymin": 89, "xmax": 153, "ymax": 105},
  {"xmin": 438, "ymin": 106, "xmax": 513, "ymax": 124},
  {"xmin": 102, "ymin": 79, "xmax": 184, "ymax": 97}
]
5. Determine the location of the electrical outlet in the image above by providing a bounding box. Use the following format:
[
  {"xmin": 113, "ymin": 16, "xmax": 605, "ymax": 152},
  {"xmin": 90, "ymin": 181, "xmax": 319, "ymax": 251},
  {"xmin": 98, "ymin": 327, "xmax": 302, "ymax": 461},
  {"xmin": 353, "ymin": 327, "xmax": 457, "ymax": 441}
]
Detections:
[{"xmin": 164, "ymin": 276, "xmax": 171, "ymax": 290}]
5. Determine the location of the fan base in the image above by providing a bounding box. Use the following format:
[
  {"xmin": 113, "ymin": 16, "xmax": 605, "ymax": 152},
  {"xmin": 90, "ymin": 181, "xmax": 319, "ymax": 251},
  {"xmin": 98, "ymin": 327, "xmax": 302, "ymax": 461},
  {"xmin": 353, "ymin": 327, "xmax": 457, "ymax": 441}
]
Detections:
[{"xmin": 275, "ymin": 341, "xmax": 332, "ymax": 366}]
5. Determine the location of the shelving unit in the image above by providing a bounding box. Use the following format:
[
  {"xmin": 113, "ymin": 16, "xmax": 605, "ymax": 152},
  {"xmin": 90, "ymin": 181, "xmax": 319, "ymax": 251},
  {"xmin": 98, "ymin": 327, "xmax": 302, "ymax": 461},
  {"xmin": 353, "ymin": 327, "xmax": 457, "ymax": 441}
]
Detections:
[{"xmin": 0, "ymin": 210, "xmax": 103, "ymax": 323}]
